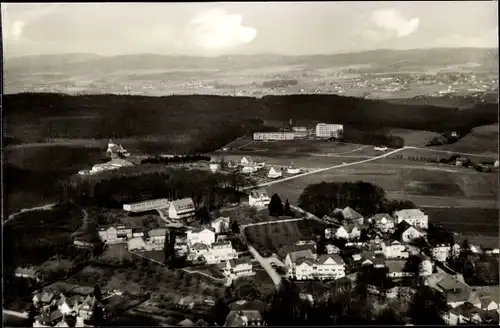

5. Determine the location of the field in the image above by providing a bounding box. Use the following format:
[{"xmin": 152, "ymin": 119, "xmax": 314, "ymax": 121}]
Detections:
[
  {"xmin": 386, "ymin": 128, "xmax": 442, "ymax": 147},
  {"xmin": 433, "ymin": 124, "xmax": 499, "ymax": 156},
  {"xmin": 265, "ymin": 162, "xmax": 498, "ymax": 207},
  {"xmin": 237, "ymin": 140, "xmax": 367, "ymax": 155},
  {"xmin": 244, "ymin": 219, "xmax": 337, "ymax": 256},
  {"xmin": 425, "ymin": 207, "xmax": 499, "ymax": 249}
]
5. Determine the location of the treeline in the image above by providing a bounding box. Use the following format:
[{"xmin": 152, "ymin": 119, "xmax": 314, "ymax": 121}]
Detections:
[
  {"xmin": 5, "ymin": 93, "xmax": 497, "ymax": 150},
  {"xmin": 55, "ymin": 168, "xmax": 256, "ymax": 209},
  {"xmin": 343, "ymin": 125, "xmax": 405, "ymax": 148},
  {"xmin": 141, "ymin": 155, "xmax": 211, "ymax": 165},
  {"xmin": 298, "ymin": 181, "xmax": 416, "ymax": 218},
  {"xmin": 262, "ymin": 79, "xmax": 298, "ymax": 88}
]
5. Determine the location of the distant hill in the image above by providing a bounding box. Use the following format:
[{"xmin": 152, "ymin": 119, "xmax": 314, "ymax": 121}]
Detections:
[{"xmin": 4, "ymin": 48, "xmax": 498, "ymax": 74}]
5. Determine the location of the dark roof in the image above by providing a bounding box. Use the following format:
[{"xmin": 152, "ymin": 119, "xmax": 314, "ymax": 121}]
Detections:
[
  {"xmin": 278, "ymin": 243, "xmax": 316, "ymax": 259},
  {"xmin": 385, "ymin": 260, "xmax": 407, "ymax": 273},
  {"xmin": 445, "ymin": 288, "xmax": 473, "ymax": 304},
  {"xmin": 343, "ymin": 207, "xmax": 363, "ymax": 220},
  {"xmin": 35, "ymin": 310, "xmax": 62, "ymax": 325},
  {"xmin": 289, "ymin": 250, "xmax": 315, "ymax": 263},
  {"xmin": 228, "ymin": 258, "xmax": 249, "ymax": 267},
  {"xmin": 437, "ymin": 276, "xmax": 469, "ymax": 291}
]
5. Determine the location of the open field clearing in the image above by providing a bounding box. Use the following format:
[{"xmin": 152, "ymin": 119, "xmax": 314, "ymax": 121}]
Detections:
[
  {"xmin": 265, "ymin": 162, "xmax": 498, "ymax": 207},
  {"xmin": 433, "ymin": 124, "xmax": 499, "ymax": 156},
  {"xmin": 238, "ymin": 140, "xmax": 365, "ymax": 155},
  {"xmin": 244, "ymin": 219, "xmax": 337, "ymax": 256},
  {"xmin": 386, "ymin": 128, "xmax": 442, "ymax": 147},
  {"xmin": 385, "ymin": 147, "xmax": 497, "ymax": 162}
]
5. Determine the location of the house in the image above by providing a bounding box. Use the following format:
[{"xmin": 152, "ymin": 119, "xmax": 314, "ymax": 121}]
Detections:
[
  {"xmin": 34, "ymin": 309, "xmax": 64, "ymax": 327},
  {"xmin": 360, "ymin": 252, "xmax": 386, "ymax": 268},
  {"xmin": 188, "ymin": 243, "xmax": 211, "ymax": 261},
  {"xmin": 343, "ymin": 207, "xmax": 364, "ymax": 225},
  {"xmin": 371, "ymin": 214, "xmax": 396, "ymax": 233},
  {"xmin": 436, "ymin": 276, "xmax": 474, "ymax": 308},
  {"xmin": 227, "ymin": 160, "xmax": 238, "ymax": 169},
  {"xmin": 431, "ymin": 243, "xmax": 451, "ymax": 262},
  {"xmin": 248, "ymin": 189, "xmax": 270, "ymax": 207},
  {"xmin": 209, "ymin": 162, "xmax": 221, "ymax": 173},
  {"xmin": 418, "ymin": 254, "xmax": 434, "ymax": 277},
  {"xmin": 225, "ymin": 310, "xmax": 264, "ymax": 326},
  {"xmin": 385, "ymin": 260, "xmax": 414, "ymax": 278},
  {"xmin": 455, "ymin": 157, "xmax": 469, "ymax": 166},
  {"xmin": 242, "ymin": 165, "xmax": 258, "ymax": 174},
  {"xmin": 224, "ymin": 259, "xmax": 255, "ymax": 279},
  {"xmin": 106, "ymin": 139, "xmax": 129, "ymax": 158},
  {"xmin": 394, "ymin": 209, "xmax": 429, "ymax": 229},
  {"xmin": 472, "ymin": 286, "xmax": 500, "ymax": 311},
  {"xmin": 382, "ymin": 240, "xmax": 409, "ymax": 259},
  {"xmin": 211, "ymin": 217, "xmax": 230, "ymax": 234},
  {"xmin": 240, "ymin": 156, "xmax": 253, "ymax": 166},
  {"xmin": 98, "ymin": 226, "xmax": 118, "ymax": 243},
  {"xmin": 391, "ymin": 221, "xmax": 426, "ymax": 243},
  {"xmin": 147, "ymin": 228, "xmax": 167, "ymax": 244},
  {"xmin": 73, "ymin": 235, "xmax": 97, "ymax": 250},
  {"xmin": 116, "ymin": 225, "xmax": 132, "ymax": 239},
  {"xmin": 33, "ymin": 291, "xmax": 56, "ymax": 306},
  {"xmin": 444, "ymin": 303, "xmax": 499, "ymax": 325},
  {"xmin": 202, "ymin": 241, "xmax": 238, "ymax": 264},
  {"xmin": 286, "ymin": 164, "xmax": 301, "ymax": 175},
  {"xmin": 132, "ymin": 229, "xmax": 145, "ymax": 238},
  {"xmin": 284, "ymin": 249, "xmax": 317, "ymax": 278},
  {"xmin": 278, "ymin": 243, "xmax": 317, "ymax": 261},
  {"xmin": 127, "ymin": 237, "xmax": 146, "ymax": 251},
  {"xmin": 15, "ymin": 267, "xmax": 40, "ymax": 281},
  {"xmin": 326, "ymin": 244, "xmax": 340, "ymax": 254},
  {"xmin": 267, "ymin": 167, "xmax": 283, "ymax": 179},
  {"xmin": 168, "ymin": 198, "xmax": 195, "ymax": 220},
  {"xmin": 292, "ymin": 254, "xmax": 345, "ymax": 280},
  {"xmin": 186, "ymin": 228, "xmax": 216, "ymax": 246},
  {"xmin": 335, "ymin": 222, "xmax": 361, "ymax": 240}
]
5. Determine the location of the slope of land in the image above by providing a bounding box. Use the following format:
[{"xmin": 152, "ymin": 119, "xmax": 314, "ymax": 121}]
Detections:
[{"xmin": 432, "ymin": 123, "xmax": 499, "ymax": 156}]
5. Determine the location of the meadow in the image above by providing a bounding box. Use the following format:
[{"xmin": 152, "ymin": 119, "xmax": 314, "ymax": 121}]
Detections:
[{"xmin": 433, "ymin": 123, "xmax": 499, "ymax": 156}]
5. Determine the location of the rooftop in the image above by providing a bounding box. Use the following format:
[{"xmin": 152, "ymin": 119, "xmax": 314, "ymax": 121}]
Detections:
[
  {"xmin": 171, "ymin": 198, "xmax": 195, "ymax": 212},
  {"xmin": 394, "ymin": 209, "xmax": 426, "ymax": 218}
]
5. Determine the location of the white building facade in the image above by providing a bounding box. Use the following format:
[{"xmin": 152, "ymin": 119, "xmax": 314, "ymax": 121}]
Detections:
[
  {"xmin": 394, "ymin": 209, "xmax": 429, "ymax": 229},
  {"xmin": 253, "ymin": 132, "xmax": 295, "ymax": 141},
  {"xmin": 315, "ymin": 123, "xmax": 344, "ymax": 139}
]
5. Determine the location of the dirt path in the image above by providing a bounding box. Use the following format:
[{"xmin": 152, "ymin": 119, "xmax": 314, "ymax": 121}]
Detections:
[{"xmin": 4, "ymin": 203, "xmax": 57, "ymax": 225}]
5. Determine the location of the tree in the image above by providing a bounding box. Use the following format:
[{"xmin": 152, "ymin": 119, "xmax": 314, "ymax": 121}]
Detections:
[
  {"xmin": 93, "ymin": 285, "xmax": 102, "ymax": 302},
  {"xmin": 284, "ymin": 199, "xmax": 292, "ymax": 216},
  {"xmin": 164, "ymin": 229, "xmax": 171, "ymax": 262},
  {"xmin": 409, "ymin": 286, "xmax": 447, "ymax": 325},
  {"xmin": 359, "ymin": 229, "xmax": 369, "ymax": 243},
  {"xmin": 231, "ymin": 220, "xmax": 240, "ymax": 235},
  {"xmin": 212, "ymin": 298, "xmax": 230, "ymax": 326},
  {"xmin": 316, "ymin": 235, "xmax": 327, "ymax": 255},
  {"xmin": 404, "ymin": 255, "xmax": 422, "ymax": 277},
  {"xmin": 268, "ymin": 193, "xmax": 284, "ymax": 217}
]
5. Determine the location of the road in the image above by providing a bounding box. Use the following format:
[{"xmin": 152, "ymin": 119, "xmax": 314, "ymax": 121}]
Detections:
[
  {"xmin": 244, "ymin": 147, "xmax": 407, "ymax": 189},
  {"xmin": 4, "ymin": 203, "xmax": 57, "ymax": 225},
  {"xmin": 2, "ymin": 309, "xmax": 28, "ymax": 319}
]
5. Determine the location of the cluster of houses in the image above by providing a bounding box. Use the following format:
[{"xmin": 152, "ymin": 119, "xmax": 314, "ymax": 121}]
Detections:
[
  {"xmin": 222, "ymin": 156, "xmax": 301, "ymax": 178},
  {"xmin": 78, "ymin": 139, "xmax": 133, "ymax": 176},
  {"xmin": 30, "ymin": 286, "xmax": 109, "ymax": 328}
]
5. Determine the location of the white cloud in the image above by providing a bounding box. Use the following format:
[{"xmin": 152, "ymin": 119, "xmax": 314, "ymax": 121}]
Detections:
[
  {"xmin": 370, "ymin": 9, "xmax": 420, "ymax": 38},
  {"xmin": 189, "ymin": 8, "xmax": 257, "ymax": 50},
  {"xmin": 10, "ymin": 20, "xmax": 25, "ymax": 41}
]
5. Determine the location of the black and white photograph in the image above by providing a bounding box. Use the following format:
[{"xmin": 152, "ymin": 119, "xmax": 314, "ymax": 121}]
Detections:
[{"xmin": 2, "ymin": 1, "xmax": 499, "ymax": 327}]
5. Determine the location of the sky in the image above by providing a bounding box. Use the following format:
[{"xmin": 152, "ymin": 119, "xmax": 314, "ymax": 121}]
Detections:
[{"xmin": 2, "ymin": 2, "xmax": 498, "ymax": 58}]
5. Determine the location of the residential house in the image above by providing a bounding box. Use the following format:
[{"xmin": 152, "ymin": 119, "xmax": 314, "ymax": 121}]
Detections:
[
  {"xmin": 286, "ymin": 164, "xmax": 301, "ymax": 175},
  {"xmin": 444, "ymin": 303, "xmax": 499, "ymax": 325},
  {"xmin": 391, "ymin": 221, "xmax": 426, "ymax": 243},
  {"xmin": 267, "ymin": 167, "xmax": 283, "ymax": 179},
  {"xmin": 431, "ymin": 243, "xmax": 451, "ymax": 262},
  {"xmin": 116, "ymin": 225, "xmax": 132, "ymax": 239},
  {"xmin": 223, "ymin": 259, "xmax": 255, "ymax": 279},
  {"xmin": 342, "ymin": 207, "xmax": 364, "ymax": 225},
  {"xmin": 394, "ymin": 209, "xmax": 429, "ymax": 230},
  {"xmin": 382, "ymin": 240, "xmax": 409, "ymax": 259},
  {"xmin": 98, "ymin": 226, "xmax": 118, "ymax": 243},
  {"xmin": 284, "ymin": 249, "xmax": 317, "ymax": 278},
  {"xmin": 292, "ymin": 254, "xmax": 346, "ymax": 280},
  {"xmin": 15, "ymin": 267, "xmax": 40, "ymax": 281},
  {"xmin": 188, "ymin": 243, "xmax": 210, "ymax": 261},
  {"xmin": 202, "ymin": 241, "xmax": 238, "ymax": 264},
  {"xmin": 326, "ymin": 244, "xmax": 340, "ymax": 254},
  {"xmin": 242, "ymin": 165, "xmax": 258, "ymax": 174},
  {"xmin": 240, "ymin": 156, "xmax": 253, "ymax": 166},
  {"xmin": 127, "ymin": 237, "xmax": 147, "ymax": 251},
  {"xmin": 34, "ymin": 309, "xmax": 64, "ymax": 327},
  {"xmin": 335, "ymin": 222, "xmax": 361, "ymax": 240},
  {"xmin": 209, "ymin": 161, "xmax": 221, "ymax": 173},
  {"xmin": 186, "ymin": 228, "xmax": 216, "ymax": 246},
  {"xmin": 225, "ymin": 310, "xmax": 264, "ymax": 326},
  {"xmin": 248, "ymin": 189, "xmax": 270, "ymax": 207},
  {"xmin": 211, "ymin": 217, "xmax": 230, "ymax": 234},
  {"xmin": 168, "ymin": 198, "xmax": 196, "ymax": 220},
  {"xmin": 385, "ymin": 260, "xmax": 414, "ymax": 278},
  {"xmin": 418, "ymin": 253, "xmax": 434, "ymax": 277},
  {"xmin": 473, "ymin": 286, "xmax": 500, "ymax": 312},
  {"xmin": 147, "ymin": 228, "xmax": 167, "ymax": 244},
  {"xmin": 73, "ymin": 234, "xmax": 97, "ymax": 250},
  {"xmin": 371, "ymin": 214, "xmax": 396, "ymax": 233},
  {"xmin": 324, "ymin": 228, "xmax": 333, "ymax": 239},
  {"xmin": 33, "ymin": 291, "xmax": 56, "ymax": 306},
  {"xmin": 227, "ymin": 160, "xmax": 238, "ymax": 169},
  {"xmin": 436, "ymin": 276, "xmax": 475, "ymax": 308},
  {"xmin": 132, "ymin": 229, "xmax": 145, "ymax": 238},
  {"xmin": 360, "ymin": 252, "xmax": 386, "ymax": 268}
]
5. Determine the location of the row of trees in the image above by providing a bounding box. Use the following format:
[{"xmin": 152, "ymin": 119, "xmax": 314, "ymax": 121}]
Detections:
[
  {"xmin": 268, "ymin": 194, "xmax": 292, "ymax": 217},
  {"xmin": 298, "ymin": 181, "xmax": 416, "ymax": 218},
  {"xmin": 141, "ymin": 155, "xmax": 211, "ymax": 165}
]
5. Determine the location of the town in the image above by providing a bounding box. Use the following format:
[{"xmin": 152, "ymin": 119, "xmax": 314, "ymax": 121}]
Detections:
[{"xmin": 5, "ymin": 140, "xmax": 499, "ymax": 327}]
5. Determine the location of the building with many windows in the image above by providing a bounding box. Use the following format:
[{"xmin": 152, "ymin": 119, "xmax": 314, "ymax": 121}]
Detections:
[
  {"xmin": 315, "ymin": 123, "xmax": 344, "ymax": 139},
  {"xmin": 253, "ymin": 132, "xmax": 295, "ymax": 141}
]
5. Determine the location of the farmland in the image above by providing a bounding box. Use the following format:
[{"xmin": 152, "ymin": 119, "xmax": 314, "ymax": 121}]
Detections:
[
  {"xmin": 244, "ymin": 219, "xmax": 337, "ymax": 256},
  {"xmin": 433, "ymin": 123, "xmax": 499, "ymax": 156},
  {"xmin": 385, "ymin": 128, "xmax": 442, "ymax": 147}
]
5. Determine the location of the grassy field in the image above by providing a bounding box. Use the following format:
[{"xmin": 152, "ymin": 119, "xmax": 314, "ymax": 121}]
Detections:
[
  {"xmin": 433, "ymin": 124, "xmax": 499, "ymax": 156},
  {"xmin": 386, "ymin": 128, "xmax": 442, "ymax": 147},
  {"xmin": 244, "ymin": 219, "xmax": 337, "ymax": 256},
  {"xmin": 237, "ymin": 140, "xmax": 365, "ymax": 155}
]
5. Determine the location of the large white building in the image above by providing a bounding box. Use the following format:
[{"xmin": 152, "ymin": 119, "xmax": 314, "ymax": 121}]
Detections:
[
  {"xmin": 315, "ymin": 123, "xmax": 344, "ymax": 139},
  {"xmin": 202, "ymin": 240, "xmax": 238, "ymax": 264},
  {"xmin": 394, "ymin": 209, "xmax": 429, "ymax": 229},
  {"xmin": 223, "ymin": 259, "xmax": 255, "ymax": 279},
  {"xmin": 123, "ymin": 198, "xmax": 171, "ymax": 212},
  {"xmin": 248, "ymin": 189, "xmax": 270, "ymax": 207},
  {"xmin": 186, "ymin": 228, "xmax": 216, "ymax": 246},
  {"xmin": 287, "ymin": 253, "xmax": 346, "ymax": 280},
  {"xmin": 168, "ymin": 198, "xmax": 196, "ymax": 220},
  {"xmin": 253, "ymin": 132, "xmax": 295, "ymax": 141}
]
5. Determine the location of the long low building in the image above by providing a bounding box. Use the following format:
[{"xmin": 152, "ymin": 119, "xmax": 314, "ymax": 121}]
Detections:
[
  {"xmin": 123, "ymin": 198, "xmax": 171, "ymax": 212},
  {"xmin": 253, "ymin": 132, "xmax": 295, "ymax": 141},
  {"xmin": 315, "ymin": 123, "xmax": 344, "ymax": 139}
]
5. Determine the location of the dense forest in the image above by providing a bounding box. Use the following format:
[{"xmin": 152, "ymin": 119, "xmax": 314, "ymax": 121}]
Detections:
[{"xmin": 5, "ymin": 93, "xmax": 497, "ymax": 152}]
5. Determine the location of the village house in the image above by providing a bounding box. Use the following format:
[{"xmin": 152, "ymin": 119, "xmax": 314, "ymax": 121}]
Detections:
[
  {"xmin": 472, "ymin": 286, "xmax": 500, "ymax": 312},
  {"xmin": 223, "ymin": 259, "xmax": 255, "ymax": 279},
  {"xmin": 292, "ymin": 254, "xmax": 346, "ymax": 280},
  {"xmin": 342, "ymin": 206, "xmax": 364, "ymax": 225},
  {"xmin": 334, "ymin": 222, "xmax": 361, "ymax": 240},
  {"xmin": 73, "ymin": 235, "xmax": 97, "ymax": 250},
  {"xmin": 209, "ymin": 161, "xmax": 221, "ymax": 173},
  {"xmin": 98, "ymin": 226, "xmax": 118, "ymax": 244},
  {"xmin": 211, "ymin": 217, "xmax": 230, "ymax": 234},
  {"xmin": 382, "ymin": 239, "xmax": 409, "ymax": 259},
  {"xmin": 370, "ymin": 214, "xmax": 396, "ymax": 233},
  {"xmin": 326, "ymin": 244, "xmax": 340, "ymax": 255},
  {"xmin": 434, "ymin": 276, "xmax": 478, "ymax": 308},
  {"xmin": 242, "ymin": 165, "xmax": 258, "ymax": 174},
  {"xmin": 202, "ymin": 240, "xmax": 238, "ymax": 264},
  {"xmin": 391, "ymin": 221, "xmax": 426, "ymax": 243},
  {"xmin": 267, "ymin": 167, "xmax": 283, "ymax": 179},
  {"xmin": 188, "ymin": 243, "xmax": 210, "ymax": 261},
  {"xmin": 116, "ymin": 225, "xmax": 132, "ymax": 239},
  {"xmin": 186, "ymin": 228, "xmax": 216, "ymax": 246},
  {"xmin": 286, "ymin": 164, "xmax": 301, "ymax": 175},
  {"xmin": 431, "ymin": 243, "xmax": 451, "ymax": 262},
  {"xmin": 284, "ymin": 249, "xmax": 317, "ymax": 278},
  {"xmin": 15, "ymin": 267, "xmax": 41, "ymax": 282},
  {"xmin": 168, "ymin": 198, "xmax": 196, "ymax": 220},
  {"xmin": 227, "ymin": 160, "xmax": 238, "ymax": 169},
  {"xmin": 248, "ymin": 189, "xmax": 270, "ymax": 207},
  {"xmin": 127, "ymin": 237, "xmax": 147, "ymax": 251},
  {"xmin": 385, "ymin": 260, "xmax": 414, "ymax": 278},
  {"xmin": 240, "ymin": 156, "xmax": 253, "ymax": 166},
  {"xmin": 225, "ymin": 309, "xmax": 264, "ymax": 326},
  {"xmin": 147, "ymin": 228, "xmax": 167, "ymax": 244},
  {"xmin": 106, "ymin": 139, "xmax": 130, "ymax": 158},
  {"xmin": 443, "ymin": 303, "xmax": 499, "ymax": 325},
  {"xmin": 132, "ymin": 229, "xmax": 145, "ymax": 238},
  {"xmin": 394, "ymin": 209, "xmax": 429, "ymax": 229},
  {"xmin": 360, "ymin": 251, "xmax": 386, "ymax": 268}
]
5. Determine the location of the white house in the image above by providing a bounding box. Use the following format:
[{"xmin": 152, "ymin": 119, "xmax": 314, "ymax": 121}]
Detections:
[
  {"xmin": 394, "ymin": 209, "xmax": 429, "ymax": 230},
  {"xmin": 123, "ymin": 198, "xmax": 171, "ymax": 212},
  {"xmin": 335, "ymin": 223, "xmax": 361, "ymax": 240},
  {"xmin": 240, "ymin": 156, "xmax": 253, "ymax": 166},
  {"xmin": 211, "ymin": 217, "xmax": 230, "ymax": 234},
  {"xmin": 392, "ymin": 221, "xmax": 426, "ymax": 243},
  {"xmin": 168, "ymin": 198, "xmax": 196, "ymax": 220},
  {"xmin": 209, "ymin": 162, "xmax": 221, "ymax": 173},
  {"xmin": 202, "ymin": 241, "xmax": 238, "ymax": 264},
  {"xmin": 383, "ymin": 240, "xmax": 409, "ymax": 259},
  {"xmin": 127, "ymin": 237, "xmax": 147, "ymax": 251},
  {"xmin": 249, "ymin": 189, "xmax": 270, "ymax": 207},
  {"xmin": 242, "ymin": 165, "xmax": 258, "ymax": 174},
  {"xmin": 223, "ymin": 259, "xmax": 255, "ymax": 279},
  {"xmin": 98, "ymin": 226, "xmax": 119, "ymax": 243},
  {"xmin": 286, "ymin": 165, "xmax": 301, "ymax": 175},
  {"xmin": 431, "ymin": 243, "xmax": 451, "ymax": 262},
  {"xmin": 371, "ymin": 214, "xmax": 396, "ymax": 233},
  {"xmin": 326, "ymin": 244, "xmax": 340, "ymax": 254},
  {"xmin": 292, "ymin": 254, "xmax": 346, "ymax": 280},
  {"xmin": 267, "ymin": 167, "xmax": 283, "ymax": 179},
  {"xmin": 334, "ymin": 226, "xmax": 349, "ymax": 240},
  {"xmin": 186, "ymin": 228, "xmax": 216, "ymax": 246},
  {"xmin": 147, "ymin": 229, "xmax": 167, "ymax": 244}
]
